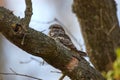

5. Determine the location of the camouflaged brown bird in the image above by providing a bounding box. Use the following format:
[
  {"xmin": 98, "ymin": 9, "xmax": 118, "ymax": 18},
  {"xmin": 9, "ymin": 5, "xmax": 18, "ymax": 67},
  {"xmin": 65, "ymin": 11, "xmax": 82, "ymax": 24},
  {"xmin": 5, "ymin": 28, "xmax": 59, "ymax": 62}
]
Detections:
[{"xmin": 49, "ymin": 24, "xmax": 87, "ymax": 56}]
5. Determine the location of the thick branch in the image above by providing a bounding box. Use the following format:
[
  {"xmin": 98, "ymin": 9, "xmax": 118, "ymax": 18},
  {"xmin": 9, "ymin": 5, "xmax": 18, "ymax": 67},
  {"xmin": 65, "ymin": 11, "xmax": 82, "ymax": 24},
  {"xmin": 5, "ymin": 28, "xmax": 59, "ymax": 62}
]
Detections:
[
  {"xmin": 0, "ymin": 7, "xmax": 105, "ymax": 80},
  {"xmin": 73, "ymin": 0, "xmax": 120, "ymax": 71}
]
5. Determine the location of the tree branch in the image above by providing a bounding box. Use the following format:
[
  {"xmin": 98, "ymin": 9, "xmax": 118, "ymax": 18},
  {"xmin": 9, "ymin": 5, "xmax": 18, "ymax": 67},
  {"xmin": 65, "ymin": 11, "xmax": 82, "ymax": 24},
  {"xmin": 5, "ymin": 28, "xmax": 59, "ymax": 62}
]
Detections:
[
  {"xmin": 20, "ymin": 0, "xmax": 33, "ymax": 29},
  {"xmin": 73, "ymin": 0, "xmax": 120, "ymax": 72},
  {"xmin": 0, "ymin": 1, "xmax": 105, "ymax": 80}
]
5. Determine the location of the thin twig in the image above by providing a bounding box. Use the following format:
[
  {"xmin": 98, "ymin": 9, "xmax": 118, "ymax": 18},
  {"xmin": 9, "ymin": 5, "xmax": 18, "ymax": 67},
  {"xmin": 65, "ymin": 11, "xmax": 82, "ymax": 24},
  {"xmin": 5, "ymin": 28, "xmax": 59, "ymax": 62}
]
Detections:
[
  {"xmin": 9, "ymin": 68, "xmax": 17, "ymax": 74},
  {"xmin": 0, "ymin": 68, "xmax": 42, "ymax": 80},
  {"xmin": 19, "ymin": 59, "xmax": 32, "ymax": 64},
  {"xmin": 31, "ymin": 57, "xmax": 46, "ymax": 65},
  {"xmin": 0, "ymin": 72, "xmax": 42, "ymax": 80},
  {"xmin": 50, "ymin": 71, "xmax": 61, "ymax": 74},
  {"xmin": 59, "ymin": 74, "xmax": 66, "ymax": 80},
  {"xmin": 21, "ymin": 33, "xmax": 26, "ymax": 45},
  {"xmin": 100, "ymin": 9, "xmax": 103, "ymax": 29},
  {"xmin": 107, "ymin": 23, "xmax": 116, "ymax": 35}
]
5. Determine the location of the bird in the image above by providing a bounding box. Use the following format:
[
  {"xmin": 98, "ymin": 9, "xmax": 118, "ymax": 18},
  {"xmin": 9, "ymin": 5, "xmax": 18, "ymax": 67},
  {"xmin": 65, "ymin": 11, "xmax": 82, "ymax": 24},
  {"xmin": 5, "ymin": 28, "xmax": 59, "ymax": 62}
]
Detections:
[{"xmin": 48, "ymin": 24, "xmax": 87, "ymax": 56}]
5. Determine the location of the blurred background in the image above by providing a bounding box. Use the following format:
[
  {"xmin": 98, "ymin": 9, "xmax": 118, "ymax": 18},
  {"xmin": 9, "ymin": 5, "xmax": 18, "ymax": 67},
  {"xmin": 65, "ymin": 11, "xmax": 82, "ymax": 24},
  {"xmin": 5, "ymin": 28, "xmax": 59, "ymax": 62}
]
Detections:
[{"xmin": 0, "ymin": 0, "xmax": 120, "ymax": 80}]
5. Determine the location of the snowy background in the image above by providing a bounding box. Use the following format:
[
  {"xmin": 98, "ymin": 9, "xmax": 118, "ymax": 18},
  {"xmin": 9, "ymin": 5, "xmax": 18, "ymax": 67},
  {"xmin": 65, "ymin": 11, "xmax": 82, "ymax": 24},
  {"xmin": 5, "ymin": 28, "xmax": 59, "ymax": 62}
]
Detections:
[{"xmin": 0, "ymin": 0, "xmax": 120, "ymax": 80}]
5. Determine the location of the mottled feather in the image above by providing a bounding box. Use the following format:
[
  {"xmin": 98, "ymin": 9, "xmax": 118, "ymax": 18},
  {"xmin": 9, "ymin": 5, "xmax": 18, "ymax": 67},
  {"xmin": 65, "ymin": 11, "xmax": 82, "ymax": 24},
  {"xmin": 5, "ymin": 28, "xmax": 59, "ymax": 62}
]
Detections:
[{"xmin": 49, "ymin": 24, "xmax": 87, "ymax": 56}]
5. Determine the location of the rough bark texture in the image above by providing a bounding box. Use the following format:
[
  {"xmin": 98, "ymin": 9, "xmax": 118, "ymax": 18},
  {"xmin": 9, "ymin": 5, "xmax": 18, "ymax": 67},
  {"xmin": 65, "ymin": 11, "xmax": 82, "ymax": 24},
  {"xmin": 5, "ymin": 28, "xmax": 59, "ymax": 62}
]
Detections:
[
  {"xmin": 0, "ymin": 7, "xmax": 105, "ymax": 80},
  {"xmin": 73, "ymin": 0, "xmax": 120, "ymax": 71}
]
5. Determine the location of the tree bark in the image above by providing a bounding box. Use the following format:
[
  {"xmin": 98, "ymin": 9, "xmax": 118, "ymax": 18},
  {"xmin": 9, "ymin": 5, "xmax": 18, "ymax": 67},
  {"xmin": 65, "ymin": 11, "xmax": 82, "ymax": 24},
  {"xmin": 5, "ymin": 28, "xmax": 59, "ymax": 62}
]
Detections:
[
  {"xmin": 0, "ymin": 6, "xmax": 105, "ymax": 80},
  {"xmin": 73, "ymin": 0, "xmax": 120, "ymax": 72}
]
